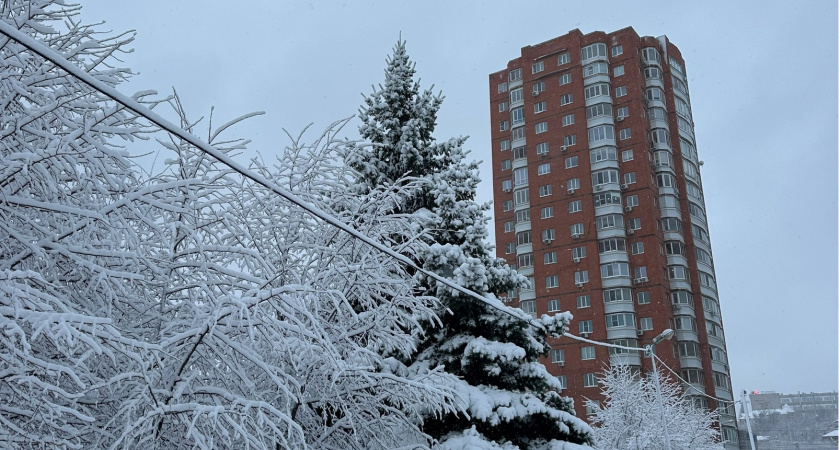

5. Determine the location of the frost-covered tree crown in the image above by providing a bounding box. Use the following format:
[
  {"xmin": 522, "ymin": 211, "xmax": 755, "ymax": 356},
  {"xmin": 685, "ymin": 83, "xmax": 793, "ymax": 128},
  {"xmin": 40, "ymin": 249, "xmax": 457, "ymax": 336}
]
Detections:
[{"xmin": 590, "ymin": 365, "xmax": 723, "ymax": 450}]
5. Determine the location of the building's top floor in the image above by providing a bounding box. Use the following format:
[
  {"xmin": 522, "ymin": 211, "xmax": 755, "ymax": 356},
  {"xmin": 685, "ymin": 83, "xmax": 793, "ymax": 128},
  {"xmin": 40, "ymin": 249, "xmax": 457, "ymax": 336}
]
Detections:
[{"xmin": 489, "ymin": 26, "xmax": 687, "ymax": 86}]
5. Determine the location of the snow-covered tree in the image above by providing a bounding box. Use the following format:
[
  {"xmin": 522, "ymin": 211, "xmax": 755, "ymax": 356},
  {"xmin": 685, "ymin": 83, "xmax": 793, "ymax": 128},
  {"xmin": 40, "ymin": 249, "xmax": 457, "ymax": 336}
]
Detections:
[
  {"xmin": 1, "ymin": 3, "xmax": 465, "ymax": 448},
  {"xmin": 349, "ymin": 40, "xmax": 592, "ymax": 449},
  {"xmin": 590, "ymin": 364, "xmax": 722, "ymax": 450}
]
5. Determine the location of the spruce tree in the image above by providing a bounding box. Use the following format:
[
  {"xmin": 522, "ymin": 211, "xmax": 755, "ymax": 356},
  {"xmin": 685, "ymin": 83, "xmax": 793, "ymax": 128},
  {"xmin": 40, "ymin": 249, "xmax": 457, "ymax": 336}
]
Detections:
[{"xmin": 349, "ymin": 41, "xmax": 592, "ymax": 449}]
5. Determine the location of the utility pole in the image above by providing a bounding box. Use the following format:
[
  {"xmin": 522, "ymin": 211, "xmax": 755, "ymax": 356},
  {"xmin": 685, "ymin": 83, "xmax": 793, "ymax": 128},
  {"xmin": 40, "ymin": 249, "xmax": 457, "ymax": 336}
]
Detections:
[{"xmin": 741, "ymin": 390, "xmax": 757, "ymax": 450}]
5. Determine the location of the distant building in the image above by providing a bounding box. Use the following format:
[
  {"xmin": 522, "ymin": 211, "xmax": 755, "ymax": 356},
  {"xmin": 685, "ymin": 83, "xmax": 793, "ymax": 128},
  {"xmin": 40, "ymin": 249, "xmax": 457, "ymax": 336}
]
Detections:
[
  {"xmin": 750, "ymin": 391, "xmax": 839, "ymax": 413},
  {"xmin": 488, "ymin": 27, "xmax": 737, "ymax": 448}
]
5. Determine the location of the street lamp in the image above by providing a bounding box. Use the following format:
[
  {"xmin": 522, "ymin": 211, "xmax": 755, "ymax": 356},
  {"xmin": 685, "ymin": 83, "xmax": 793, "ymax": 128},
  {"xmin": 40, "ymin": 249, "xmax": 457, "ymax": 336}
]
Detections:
[{"xmin": 645, "ymin": 328, "xmax": 675, "ymax": 450}]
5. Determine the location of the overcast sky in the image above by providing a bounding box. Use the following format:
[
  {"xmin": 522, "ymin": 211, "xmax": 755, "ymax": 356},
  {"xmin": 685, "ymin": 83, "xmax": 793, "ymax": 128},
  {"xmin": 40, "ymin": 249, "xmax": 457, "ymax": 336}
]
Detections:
[{"xmin": 77, "ymin": 0, "xmax": 838, "ymax": 399}]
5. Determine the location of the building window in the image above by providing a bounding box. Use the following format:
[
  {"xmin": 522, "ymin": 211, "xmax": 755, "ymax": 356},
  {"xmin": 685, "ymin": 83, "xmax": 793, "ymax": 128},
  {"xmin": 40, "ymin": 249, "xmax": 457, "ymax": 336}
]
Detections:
[
  {"xmin": 500, "ymin": 120, "xmax": 509, "ymax": 131},
  {"xmin": 513, "ymin": 146, "xmax": 527, "ymax": 159},
  {"xmin": 567, "ymin": 178, "xmax": 580, "ymax": 190},
  {"xmin": 511, "ymin": 106, "xmax": 525, "ymax": 125},
  {"xmin": 558, "ymin": 52, "xmax": 570, "ymax": 65},
  {"xmin": 501, "ymin": 160, "xmax": 511, "ymax": 171},
  {"xmin": 603, "ymin": 288, "xmax": 632, "ymax": 303},
  {"xmin": 499, "ymin": 101, "xmax": 508, "ymax": 112},
  {"xmin": 594, "ymin": 193, "xmax": 621, "ymax": 208},
  {"xmin": 515, "ymin": 209, "xmax": 530, "ymax": 223},
  {"xmin": 504, "ymin": 242, "xmax": 515, "ymax": 254},
  {"xmin": 586, "ymin": 102, "xmax": 612, "ymax": 119},
  {"xmin": 565, "ymin": 156, "xmax": 578, "ymax": 169},
  {"xmin": 675, "ymin": 316, "xmax": 697, "ymax": 332},
  {"xmin": 626, "ymin": 195, "xmax": 639, "ymax": 207},
  {"xmin": 613, "ymin": 65, "xmax": 625, "ymax": 77},
  {"xmin": 588, "ymin": 124, "xmax": 615, "ymax": 144},
  {"xmin": 583, "ymin": 62, "xmax": 609, "ymax": 77},
  {"xmin": 646, "ymin": 87, "xmax": 665, "ymax": 101},
  {"xmin": 631, "ymin": 241, "xmax": 644, "ymax": 255},
  {"xmin": 583, "ymin": 83, "xmax": 610, "ymax": 100},
  {"xmin": 501, "ymin": 179, "xmax": 512, "ymax": 191},
  {"xmin": 601, "ymin": 262, "xmax": 630, "ymax": 278},
  {"xmin": 682, "ymin": 369, "xmax": 704, "ymax": 385},
  {"xmin": 539, "ymin": 184, "xmax": 553, "ymax": 197},
  {"xmin": 645, "ymin": 67, "xmax": 662, "ymax": 81},
  {"xmin": 581, "ymin": 43, "xmax": 607, "ymax": 61},
  {"xmin": 535, "ymin": 122, "xmax": 548, "ymax": 134},
  {"xmin": 651, "ymin": 128, "xmax": 671, "ymax": 146},
  {"xmin": 640, "ymin": 317, "xmax": 653, "ymax": 331},
  {"xmin": 544, "ymin": 251, "xmax": 557, "ymax": 264},
  {"xmin": 579, "ymin": 320, "xmax": 593, "ymax": 334},
  {"xmin": 532, "ymin": 61, "xmax": 544, "ymax": 74},
  {"xmin": 672, "ymin": 291, "xmax": 692, "ymax": 306},
  {"xmin": 577, "ymin": 295, "xmax": 591, "ymax": 308},
  {"xmin": 619, "ymin": 128, "xmax": 631, "ymax": 140},
  {"xmin": 615, "ymin": 86, "xmax": 627, "ymax": 97},
  {"xmin": 514, "ymin": 188, "xmax": 529, "ymax": 206},
  {"xmin": 665, "ymin": 241, "xmax": 685, "ymax": 256},
  {"xmin": 568, "ymin": 200, "xmax": 582, "ymax": 214},
  {"xmin": 663, "ymin": 217, "xmax": 682, "ymax": 233},
  {"xmin": 628, "ymin": 218, "xmax": 641, "ymax": 231},
  {"xmin": 500, "ymin": 140, "xmax": 510, "ymax": 151},
  {"xmin": 582, "ymin": 373, "xmax": 598, "ymax": 388},
  {"xmin": 537, "ymin": 163, "xmax": 551, "ymax": 175},
  {"xmin": 559, "ymin": 72, "xmax": 572, "ymax": 85},
  {"xmin": 634, "ymin": 266, "xmax": 648, "ymax": 280},
  {"xmin": 581, "ymin": 346, "xmax": 596, "ymax": 360},
  {"xmin": 621, "ymin": 149, "xmax": 633, "ymax": 161},
  {"xmin": 617, "ymin": 106, "xmax": 629, "ymax": 119},
  {"xmin": 570, "ymin": 223, "xmax": 584, "ymax": 236},
  {"xmin": 534, "ymin": 101, "xmax": 547, "ymax": 114},
  {"xmin": 563, "ymin": 135, "xmax": 577, "ymax": 147},
  {"xmin": 532, "ymin": 81, "xmax": 545, "ymax": 94},
  {"xmin": 498, "ymin": 82, "xmax": 508, "ymax": 93},
  {"xmin": 536, "ymin": 142, "xmax": 549, "ymax": 155},
  {"xmin": 513, "ymin": 167, "xmax": 528, "ymax": 186},
  {"xmin": 699, "ymin": 272, "xmax": 717, "ymax": 290},
  {"xmin": 668, "ymin": 265, "xmax": 689, "ymax": 281},
  {"xmin": 542, "ymin": 229, "xmax": 556, "ymax": 241},
  {"xmin": 714, "ymin": 372, "xmax": 731, "ymax": 390},
  {"xmin": 519, "ymin": 300, "xmax": 536, "ymax": 316},
  {"xmin": 509, "ymin": 68, "xmax": 522, "ymax": 82},
  {"xmin": 606, "ymin": 312, "xmax": 635, "ymax": 329},
  {"xmin": 595, "ymin": 213, "xmax": 623, "ymax": 230},
  {"xmin": 624, "ymin": 172, "xmax": 636, "ymax": 185},
  {"xmin": 562, "ymin": 113, "xmax": 575, "ymax": 126},
  {"xmin": 560, "ymin": 93, "xmax": 573, "ymax": 105},
  {"xmin": 637, "ymin": 291, "xmax": 650, "ymax": 304},
  {"xmin": 592, "ymin": 169, "xmax": 619, "ymax": 186},
  {"xmin": 551, "ymin": 348, "xmax": 565, "ymax": 364},
  {"xmin": 510, "ymin": 87, "xmax": 524, "ymax": 104},
  {"xmin": 572, "ymin": 246, "xmax": 586, "ymax": 260},
  {"xmin": 611, "ymin": 45, "xmax": 623, "ymax": 57},
  {"xmin": 590, "ymin": 146, "xmax": 617, "ymax": 163},
  {"xmin": 517, "ymin": 253, "xmax": 534, "ymax": 268},
  {"xmin": 547, "ymin": 299, "xmax": 560, "ymax": 312},
  {"xmin": 546, "ymin": 275, "xmax": 559, "ymax": 289},
  {"xmin": 541, "ymin": 206, "xmax": 554, "ymax": 219},
  {"xmin": 598, "ymin": 237, "xmax": 626, "ymax": 254},
  {"xmin": 502, "ymin": 200, "xmax": 513, "ymax": 212},
  {"xmin": 504, "ymin": 221, "xmax": 514, "ymax": 233},
  {"xmin": 574, "ymin": 270, "xmax": 589, "ymax": 284},
  {"xmin": 516, "ymin": 230, "xmax": 532, "ymax": 245}
]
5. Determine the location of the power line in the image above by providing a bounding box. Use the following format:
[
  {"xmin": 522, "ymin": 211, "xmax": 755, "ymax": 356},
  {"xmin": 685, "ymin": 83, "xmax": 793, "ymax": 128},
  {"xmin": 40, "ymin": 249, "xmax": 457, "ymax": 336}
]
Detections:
[
  {"xmin": 564, "ymin": 331, "xmax": 738, "ymax": 405},
  {"xmin": 0, "ymin": 19, "xmax": 543, "ymax": 330}
]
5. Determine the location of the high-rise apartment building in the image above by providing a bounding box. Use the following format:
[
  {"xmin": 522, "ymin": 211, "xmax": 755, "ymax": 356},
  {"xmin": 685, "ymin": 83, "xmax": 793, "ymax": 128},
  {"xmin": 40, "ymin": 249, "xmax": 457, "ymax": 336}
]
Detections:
[{"xmin": 489, "ymin": 28, "xmax": 737, "ymax": 447}]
